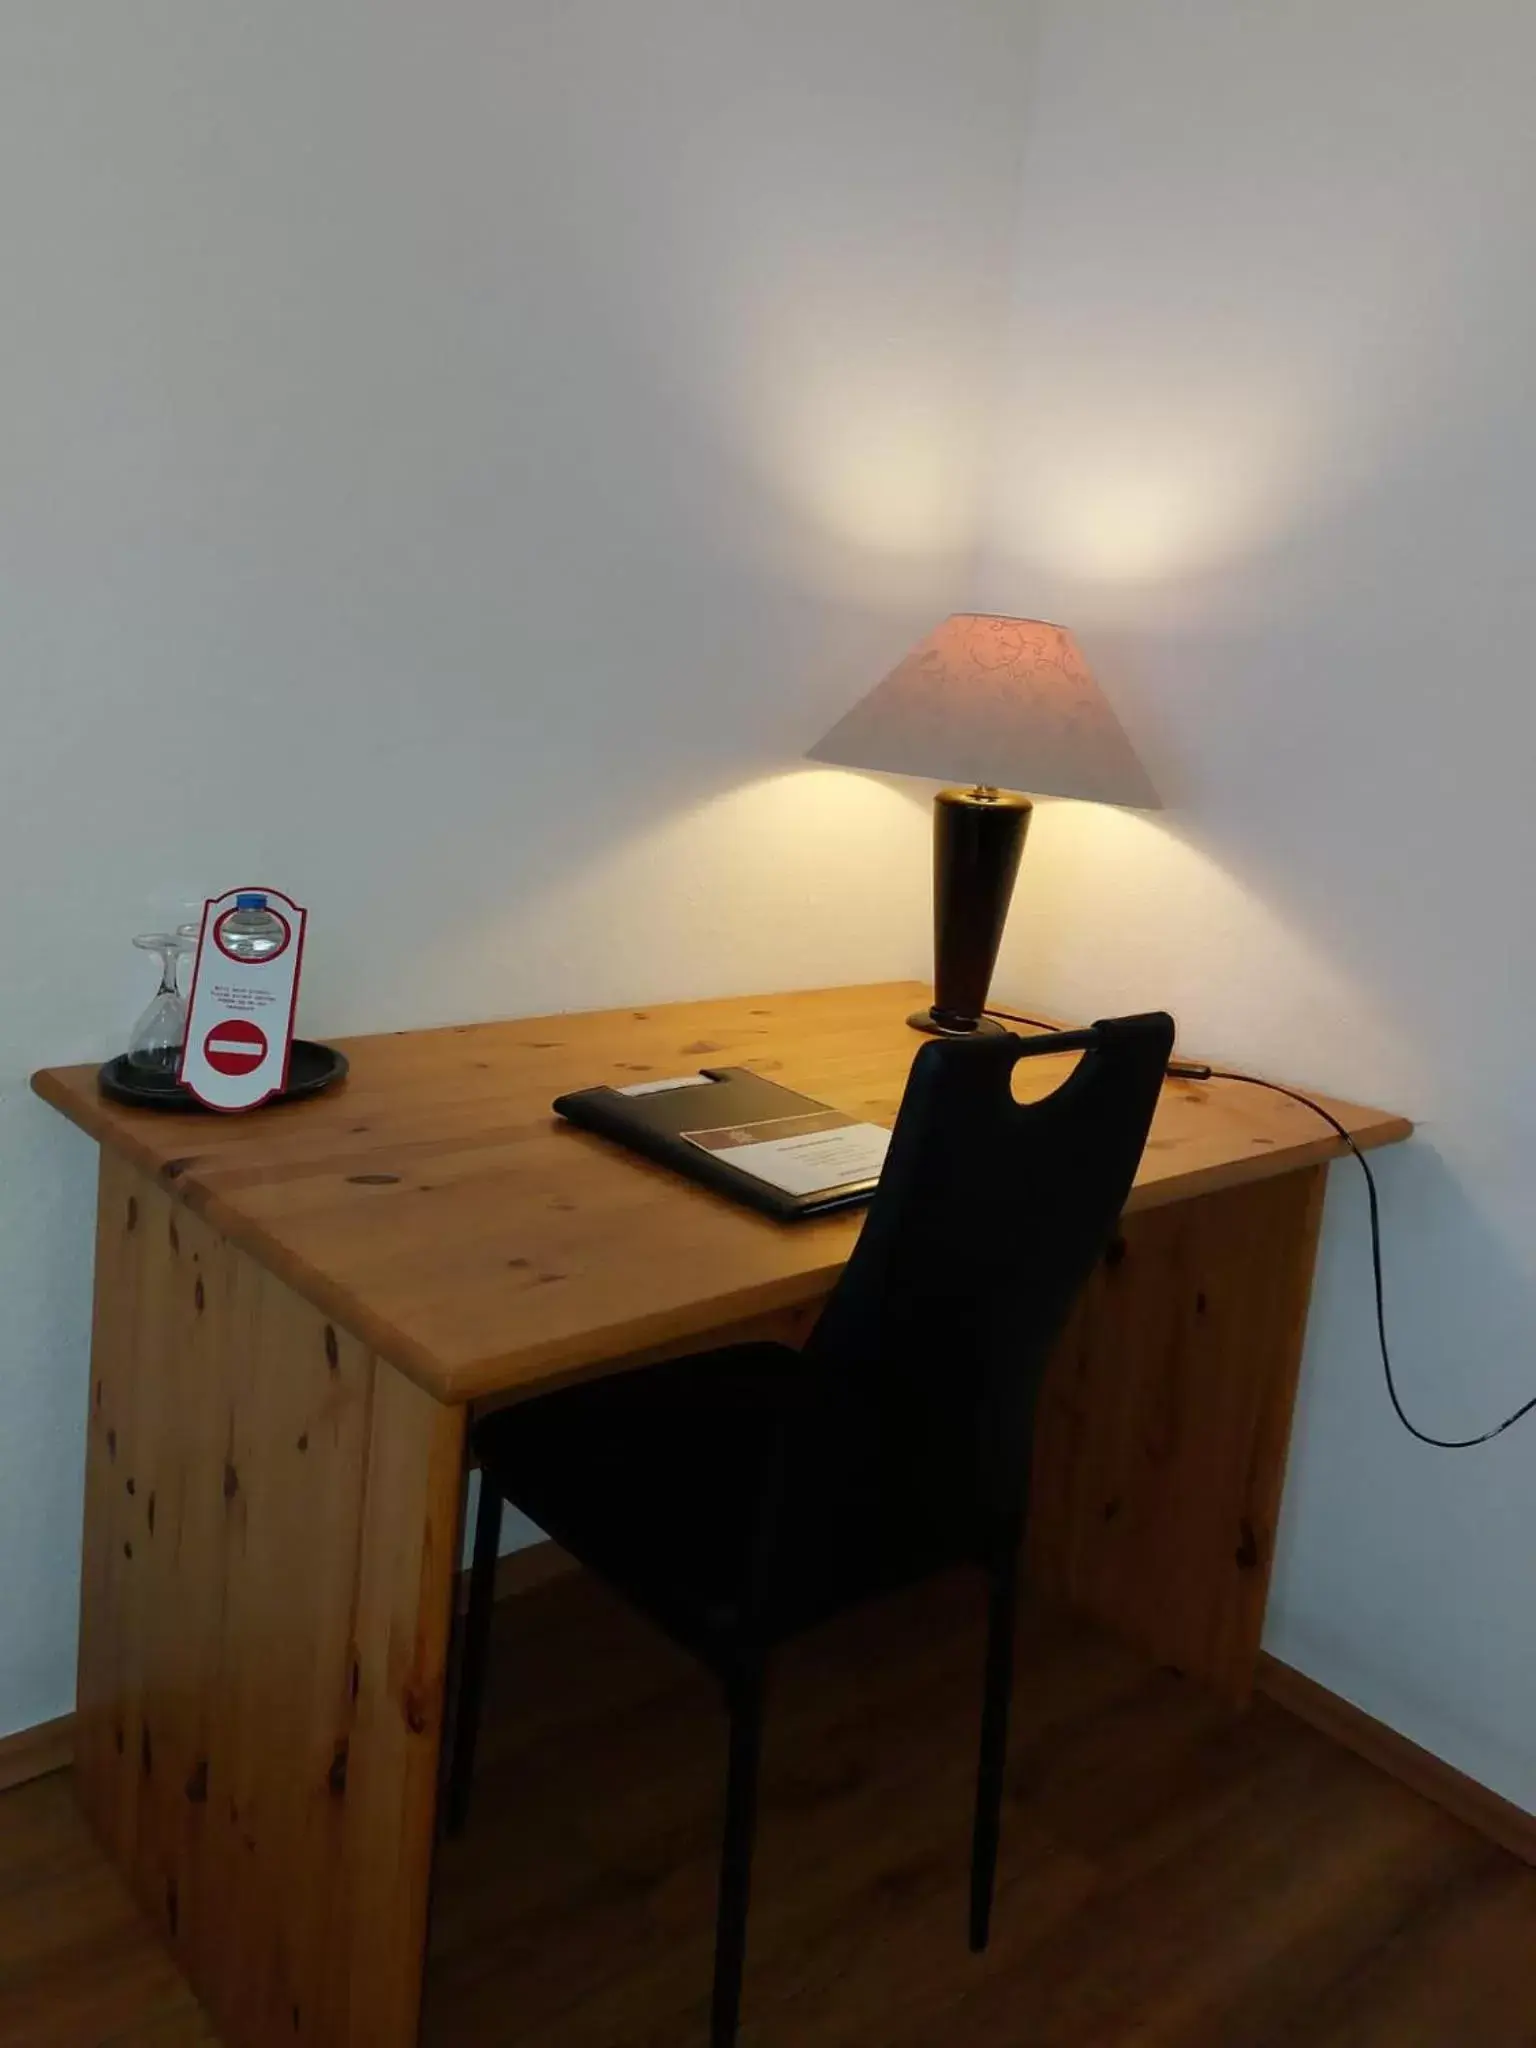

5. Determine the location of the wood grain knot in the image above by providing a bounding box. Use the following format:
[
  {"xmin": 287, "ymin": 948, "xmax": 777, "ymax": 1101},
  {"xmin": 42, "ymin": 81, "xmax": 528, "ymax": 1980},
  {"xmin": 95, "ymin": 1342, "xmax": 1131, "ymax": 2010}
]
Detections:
[
  {"xmin": 113, "ymin": 1723, "xmax": 124, "ymax": 1757},
  {"xmin": 296, "ymin": 1433, "xmax": 309, "ymax": 1453},
  {"xmin": 223, "ymin": 1461, "xmax": 240, "ymax": 1503},
  {"xmin": 324, "ymin": 1325, "xmax": 340, "ymax": 1370},
  {"xmin": 185, "ymin": 1758, "xmax": 209, "ymax": 1805},
  {"xmin": 141, "ymin": 1726, "xmax": 153, "ymax": 1777},
  {"xmin": 1196, "ymin": 1290, "xmax": 1209, "ymax": 1316},
  {"xmin": 194, "ymin": 1277, "xmax": 205, "ymax": 1314},
  {"xmin": 506, "ymin": 1256, "xmax": 531, "ymax": 1270},
  {"xmin": 106, "ymin": 1428, "xmax": 117, "ymax": 1460},
  {"xmin": 350, "ymin": 1657, "xmax": 361, "ymax": 1703},
  {"xmin": 1102, "ymin": 1497, "xmax": 1123, "ymax": 1523},
  {"xmin": 403, "ymin": 1689, "xmax": 429, "ymax": 1736},
  {"xmin": 123, "ymin": 1540, "xmax": 133, "ymax": 1560},
  {"xmin": 162, "ymin": 1156, "xmax": 197, "ymax": 1180},
  {"xmin": 126, "ymin": 1477, "xmax": 135, "ymax": 1496},
  {"xmin": 125, "ymin": 1195, "xmax": 138, "ymax": 1232},
  {"xmin": 328, "ymin": 1740, "xmax": 349, "ymax": 1797},
  {"xmin": 168, "ymin": 1219, "xmax": 180, "ymax": 1252},
  {"xmin": 165, "ymin": 1877, "xmax": 178, "ymax": 1937},
  {"xmin": 347, "ymin": 1173, "xmax": 400, "ymax": 1186},
  {"xmin": 147, "ymin": 1492, "xmax": 156, "ymax": 1536},
  {"xmin": 1235, "ymin": 1521, "xmax": 1262, "ymax": 1571},
  {"xmin": 682, "ymin": 1039, "xmax": 722, "ymax": 1054}
]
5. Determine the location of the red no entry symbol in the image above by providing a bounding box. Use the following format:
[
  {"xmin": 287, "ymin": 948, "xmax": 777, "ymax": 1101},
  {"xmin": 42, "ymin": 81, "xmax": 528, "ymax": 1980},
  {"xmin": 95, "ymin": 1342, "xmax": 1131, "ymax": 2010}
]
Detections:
[{"xmin": 204, "ymin": 1018, "xmax": 268, "ymax": 1076}]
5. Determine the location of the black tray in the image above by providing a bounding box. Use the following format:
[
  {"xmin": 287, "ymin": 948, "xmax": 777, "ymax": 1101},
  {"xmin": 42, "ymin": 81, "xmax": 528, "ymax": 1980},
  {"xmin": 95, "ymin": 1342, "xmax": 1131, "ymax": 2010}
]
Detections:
[{"xmin": 98, "ymin": 1039, "xmax": 348, "ymax": 1112}]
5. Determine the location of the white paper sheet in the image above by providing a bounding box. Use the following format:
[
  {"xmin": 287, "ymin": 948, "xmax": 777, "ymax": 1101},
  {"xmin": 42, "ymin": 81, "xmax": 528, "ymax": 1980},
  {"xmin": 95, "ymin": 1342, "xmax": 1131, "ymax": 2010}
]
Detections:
[
  {"xmin": 685, "ymin": 1116, "xmax": 890, "ymax": 1198},
  {"xmin": 615, "ymin": 1074, "xmax": 715, "ymax": 1098}
]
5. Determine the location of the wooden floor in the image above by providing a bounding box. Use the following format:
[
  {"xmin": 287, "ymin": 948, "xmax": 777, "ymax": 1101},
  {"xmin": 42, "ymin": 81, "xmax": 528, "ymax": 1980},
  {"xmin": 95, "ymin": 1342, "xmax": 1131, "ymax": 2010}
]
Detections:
[
  {"xmin": 8, "ymin": 1569, "xmax": 1536, "ymax": 2048},
  {"xmin": 0, "ymin": 1772, "xmax": 217, "ymax": 2048}
]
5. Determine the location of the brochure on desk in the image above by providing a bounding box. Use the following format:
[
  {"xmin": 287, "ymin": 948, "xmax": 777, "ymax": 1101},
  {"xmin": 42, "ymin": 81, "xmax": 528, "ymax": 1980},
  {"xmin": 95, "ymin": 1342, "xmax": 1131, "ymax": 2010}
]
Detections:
[{"xmin": 552, "ymin": 1067, "xmax": 891, "ymax": 1221}]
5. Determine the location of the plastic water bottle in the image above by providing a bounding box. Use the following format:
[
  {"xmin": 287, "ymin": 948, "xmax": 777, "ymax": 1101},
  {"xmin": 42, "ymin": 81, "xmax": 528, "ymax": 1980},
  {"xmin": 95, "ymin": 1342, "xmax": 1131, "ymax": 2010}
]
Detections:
[{"xmin": 220, "ymin": 892, "xmax": 287, "ymax": 962}]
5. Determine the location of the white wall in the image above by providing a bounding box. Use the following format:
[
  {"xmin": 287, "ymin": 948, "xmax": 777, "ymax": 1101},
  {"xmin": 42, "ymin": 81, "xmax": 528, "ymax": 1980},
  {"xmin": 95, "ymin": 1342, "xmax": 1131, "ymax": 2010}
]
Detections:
[
  {"xmin": 0, "ymin": 1, "xmax": 1037, "ymax": 1737},
  {"xmin": 979, "ymin": 0, "xmax": 1536, "ymax": 1809}
]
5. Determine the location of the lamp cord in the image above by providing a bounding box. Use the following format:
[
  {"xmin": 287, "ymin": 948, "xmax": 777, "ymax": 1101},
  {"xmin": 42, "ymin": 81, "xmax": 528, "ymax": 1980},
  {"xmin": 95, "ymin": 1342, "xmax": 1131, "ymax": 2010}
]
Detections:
[{"xmin": 985, "ymin": 1005, "xmax": 1536, "ymax": 1449}]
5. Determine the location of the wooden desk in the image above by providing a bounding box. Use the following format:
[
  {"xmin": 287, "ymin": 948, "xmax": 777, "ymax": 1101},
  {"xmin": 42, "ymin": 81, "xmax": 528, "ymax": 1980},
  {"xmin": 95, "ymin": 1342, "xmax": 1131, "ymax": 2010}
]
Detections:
[{"xmin": 33, "ymin": 982, "xmax": 1411, "ymax": 2048}]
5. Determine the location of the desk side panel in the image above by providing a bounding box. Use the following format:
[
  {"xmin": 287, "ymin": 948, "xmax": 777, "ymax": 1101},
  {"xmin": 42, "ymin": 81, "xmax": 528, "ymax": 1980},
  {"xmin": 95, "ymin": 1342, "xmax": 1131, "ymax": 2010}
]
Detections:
[
  {"xmin": 77, "ymin": 1156, "xmax": 463, "ymax": 2048},
  {"xmin": 1029, "ymin": 1165, "xmax": 1328, "ymax": 1704},
  {"xmin": 337, "ymin": 1359, "xmax": 465, "ymax": 2048}
]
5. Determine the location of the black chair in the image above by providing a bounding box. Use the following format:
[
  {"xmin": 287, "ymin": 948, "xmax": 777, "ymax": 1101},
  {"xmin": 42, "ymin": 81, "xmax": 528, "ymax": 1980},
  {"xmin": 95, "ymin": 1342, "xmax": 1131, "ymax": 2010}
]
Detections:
[{"xmin": 449, "ymin": 1012, "xmax": 1174, "ymax": 2046}]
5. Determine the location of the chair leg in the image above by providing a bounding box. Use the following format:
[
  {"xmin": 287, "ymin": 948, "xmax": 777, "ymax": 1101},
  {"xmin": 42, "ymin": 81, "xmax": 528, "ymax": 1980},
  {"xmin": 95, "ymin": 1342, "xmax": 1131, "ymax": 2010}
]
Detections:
[
  {"xmin": 711, "ymin": 1657, "xmax": 766, "ymax": 2048},
  {"xmin": 969, "ymin": 1529, "xmax": 1020, "ymax": 1953},
  {"xmin": 445, "ymin": 1471, "xmax": 504, "ymax": 1837}
]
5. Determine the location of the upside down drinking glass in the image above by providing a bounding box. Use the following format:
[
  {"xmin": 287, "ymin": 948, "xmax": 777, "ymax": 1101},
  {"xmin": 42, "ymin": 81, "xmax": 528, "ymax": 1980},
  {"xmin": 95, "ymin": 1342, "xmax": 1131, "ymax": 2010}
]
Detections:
[{"xmin": 125, "ymin": 928, "xmax": 198, "ymax": 1079}]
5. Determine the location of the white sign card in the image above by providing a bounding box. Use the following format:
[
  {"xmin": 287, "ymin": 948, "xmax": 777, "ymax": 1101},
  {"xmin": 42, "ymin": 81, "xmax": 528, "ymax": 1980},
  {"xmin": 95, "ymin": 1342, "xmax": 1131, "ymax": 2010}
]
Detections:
[{"xmin": 179, "ymin": 887, "xmax": 308, "ymax": 1112}]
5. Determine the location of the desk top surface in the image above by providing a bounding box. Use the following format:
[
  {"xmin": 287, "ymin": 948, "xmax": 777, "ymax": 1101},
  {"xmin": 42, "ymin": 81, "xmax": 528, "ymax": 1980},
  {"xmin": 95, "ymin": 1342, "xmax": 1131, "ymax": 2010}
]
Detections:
[{"xmin": 33, "ymin": 982, "xmax": 1412, "ymax": 1407}]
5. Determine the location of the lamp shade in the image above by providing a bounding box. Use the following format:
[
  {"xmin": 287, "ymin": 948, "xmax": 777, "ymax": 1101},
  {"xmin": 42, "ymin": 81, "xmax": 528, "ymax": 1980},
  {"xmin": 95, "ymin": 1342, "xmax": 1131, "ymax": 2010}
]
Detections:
[{"xmin": 808, "ymin": 614, "xmax": 1160, "ymax": 809}]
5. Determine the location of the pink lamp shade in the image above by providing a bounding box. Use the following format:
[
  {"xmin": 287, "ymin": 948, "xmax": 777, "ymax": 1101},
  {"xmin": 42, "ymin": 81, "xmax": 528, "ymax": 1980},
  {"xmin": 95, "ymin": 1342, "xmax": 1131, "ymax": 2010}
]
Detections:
[{"xmin": 808, "ymin": 614, "xmax": 1159, "ymax": 808}]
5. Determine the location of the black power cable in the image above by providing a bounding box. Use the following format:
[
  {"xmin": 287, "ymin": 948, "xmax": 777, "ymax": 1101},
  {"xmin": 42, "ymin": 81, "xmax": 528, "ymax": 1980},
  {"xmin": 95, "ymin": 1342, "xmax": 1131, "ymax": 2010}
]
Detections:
[
  {"xmin": 985, "ymin": 1006, "xmax": 1062, "ymax": 1034},
  {"xmin": 985, "ymin": 1005, "xmax": 1536, "ymax": 1450}
]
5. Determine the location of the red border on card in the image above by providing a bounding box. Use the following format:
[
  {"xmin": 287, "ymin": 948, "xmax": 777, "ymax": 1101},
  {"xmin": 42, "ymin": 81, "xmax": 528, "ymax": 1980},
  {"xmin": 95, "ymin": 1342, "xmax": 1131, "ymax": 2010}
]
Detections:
[{"xmin": 212, "ymin": 902, "xmax": 293, "ymax": 966}]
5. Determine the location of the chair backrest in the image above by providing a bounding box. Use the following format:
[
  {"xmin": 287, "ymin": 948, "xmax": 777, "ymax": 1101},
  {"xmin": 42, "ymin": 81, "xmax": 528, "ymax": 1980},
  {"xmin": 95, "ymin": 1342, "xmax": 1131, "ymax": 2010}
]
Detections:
[{"xmin": 804, "ymin": 1013, "xmax": 1174, "ymax": 1547}]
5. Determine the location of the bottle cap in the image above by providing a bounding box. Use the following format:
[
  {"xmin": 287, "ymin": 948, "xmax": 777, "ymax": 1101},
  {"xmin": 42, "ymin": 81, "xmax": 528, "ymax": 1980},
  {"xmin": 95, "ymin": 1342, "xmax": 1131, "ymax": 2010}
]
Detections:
[{"xmin": 235, "ymin": 892, "xmax": 268, "ymax": 910}]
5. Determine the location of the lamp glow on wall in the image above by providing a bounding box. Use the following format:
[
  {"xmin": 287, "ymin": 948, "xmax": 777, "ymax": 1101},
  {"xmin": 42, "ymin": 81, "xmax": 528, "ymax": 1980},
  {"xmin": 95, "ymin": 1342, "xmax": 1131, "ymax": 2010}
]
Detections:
[{"xmin": 809, "ymin": 614, "xmax": 1160, "ymax": 1034}]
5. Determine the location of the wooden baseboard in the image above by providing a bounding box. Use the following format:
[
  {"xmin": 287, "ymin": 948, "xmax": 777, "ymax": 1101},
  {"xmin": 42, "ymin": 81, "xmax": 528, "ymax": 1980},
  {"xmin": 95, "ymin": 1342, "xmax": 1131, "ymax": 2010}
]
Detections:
[
  {"xmin": 0, "ymin": 1713, "xmax": 74, "ymax": 1794},
  {"xmin": 1256, "ymin": 1652, "xmax": 1536, "ymax": 1867},
  {"xmin": 494, "ymin": 1539, "xmax": 578, "ymax": 1600},
  {"xmin": 453, "ymin": 1537, "xmax": 579, "ymax": 1615}
]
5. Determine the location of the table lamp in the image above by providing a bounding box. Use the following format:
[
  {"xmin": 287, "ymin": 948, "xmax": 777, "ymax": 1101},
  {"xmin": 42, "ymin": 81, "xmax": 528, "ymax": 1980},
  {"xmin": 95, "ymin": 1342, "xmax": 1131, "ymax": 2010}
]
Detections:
[{"xmin": 809, "ymin": 614, "xmax": 1160, "ymax": 1036}]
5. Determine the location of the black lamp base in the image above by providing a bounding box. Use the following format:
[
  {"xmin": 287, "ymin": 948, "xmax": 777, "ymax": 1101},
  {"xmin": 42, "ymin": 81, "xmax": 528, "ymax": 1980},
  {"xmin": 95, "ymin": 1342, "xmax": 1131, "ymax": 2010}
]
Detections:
[
  {"xmin": 908, "ymin": 785, "xmax": 1033, "ymax": 1038},
  {"xmin": 906, "ymin": 1008, "xmax": 1009, "ymax": 1039}
]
